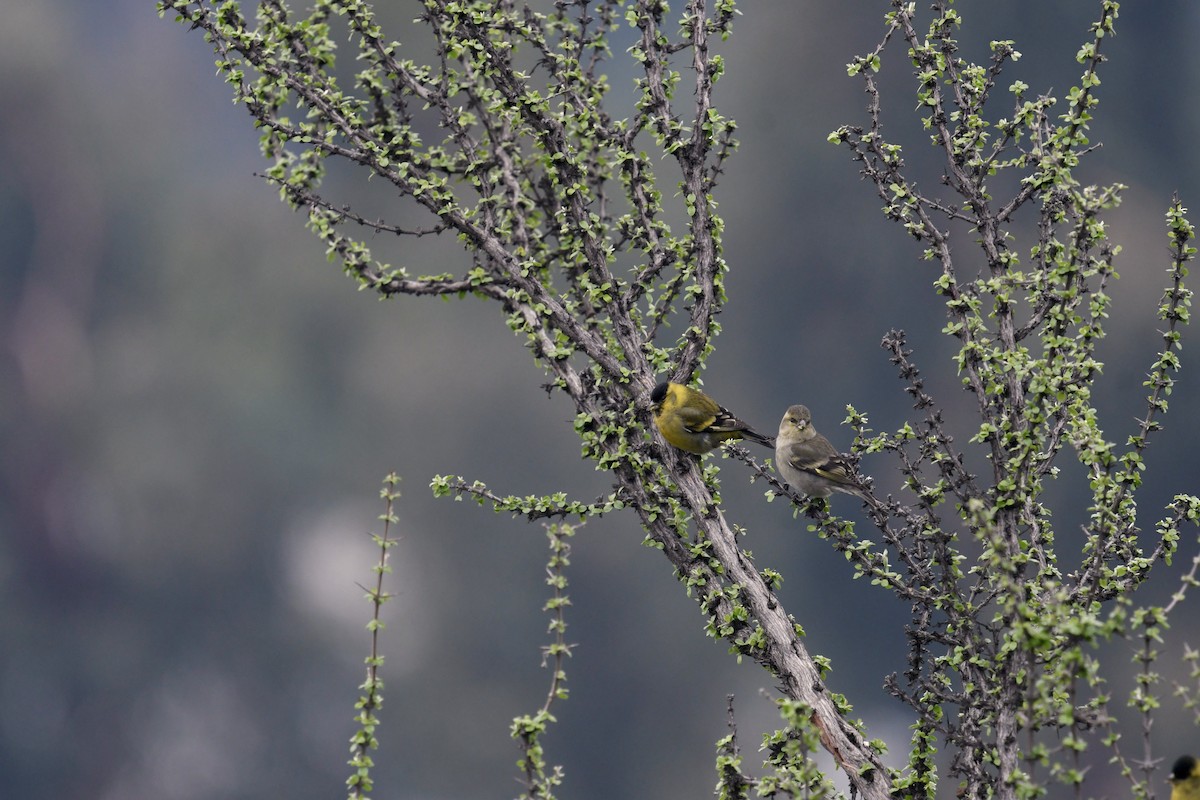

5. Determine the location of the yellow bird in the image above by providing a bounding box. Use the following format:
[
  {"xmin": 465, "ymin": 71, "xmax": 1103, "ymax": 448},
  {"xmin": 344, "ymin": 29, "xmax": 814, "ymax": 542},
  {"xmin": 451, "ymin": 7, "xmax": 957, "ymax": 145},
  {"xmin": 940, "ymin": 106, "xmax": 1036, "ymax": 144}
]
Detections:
[
  {"xmin": 1171, "ymin": 755, "xmax": 1200, "ymax": 800},
  {"xmin": 650, "ymin": 381, "xmax": 774, "ymax": 455}
]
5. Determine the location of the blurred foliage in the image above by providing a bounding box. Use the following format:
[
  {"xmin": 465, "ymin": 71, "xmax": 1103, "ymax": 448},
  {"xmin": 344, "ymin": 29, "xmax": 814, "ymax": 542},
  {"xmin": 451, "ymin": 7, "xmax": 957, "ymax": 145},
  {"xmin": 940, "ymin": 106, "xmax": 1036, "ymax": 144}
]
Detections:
[{"xmin": 2, "ymin": 2, "xmax": 1200, "ymax": 799}]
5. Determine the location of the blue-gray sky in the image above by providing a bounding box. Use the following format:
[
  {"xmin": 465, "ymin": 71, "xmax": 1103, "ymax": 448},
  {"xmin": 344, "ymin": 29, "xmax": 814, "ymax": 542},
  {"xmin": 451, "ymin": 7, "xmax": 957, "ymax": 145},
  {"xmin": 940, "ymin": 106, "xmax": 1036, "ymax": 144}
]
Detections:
[{"xmin": 2, "ymin": 2, "xmax": 1199, "ymax": 798}]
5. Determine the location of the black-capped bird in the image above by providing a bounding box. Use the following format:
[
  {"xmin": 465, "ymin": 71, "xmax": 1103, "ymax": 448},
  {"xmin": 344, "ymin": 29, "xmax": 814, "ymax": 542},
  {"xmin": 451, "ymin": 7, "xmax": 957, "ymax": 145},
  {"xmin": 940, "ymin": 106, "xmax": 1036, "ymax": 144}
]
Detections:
[
  {"xmin": 650, "ymin": 381, "xmax": 774, "ymax": 455},
  {"xmin": 1171, "ymin": 755, "xmax": 1200, "ymax": 800},
  {"xmin": 774, "ymin": 404, "xmax": 875, "ymax": 505}
]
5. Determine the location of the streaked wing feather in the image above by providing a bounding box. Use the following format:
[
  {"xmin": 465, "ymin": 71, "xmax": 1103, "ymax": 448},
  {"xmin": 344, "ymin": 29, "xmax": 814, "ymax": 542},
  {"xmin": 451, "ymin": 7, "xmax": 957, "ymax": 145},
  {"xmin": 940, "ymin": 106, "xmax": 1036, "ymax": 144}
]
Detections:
[
  {"xmin": 676, "ymin": 404, "xmax": 719, "ymax": 433},
  {"xmin": 706, "ymin": 407, "xmax": 751, "ymax": 434},
  {"xmin": 782, "ymin": 443, "xmax": 858, "ymax": 486}
]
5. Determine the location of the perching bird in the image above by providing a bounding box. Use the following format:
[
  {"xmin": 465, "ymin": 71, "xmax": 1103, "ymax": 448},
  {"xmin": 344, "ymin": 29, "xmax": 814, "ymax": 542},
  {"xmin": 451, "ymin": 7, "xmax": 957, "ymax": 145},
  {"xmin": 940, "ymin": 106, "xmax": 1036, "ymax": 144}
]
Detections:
[
  {"xmin": 1171, "ymin": 755, "xmax": 1200, "ymax": 800},
  {"xmin": 650, "ymin": 381, "xmax": 774, "ymax": 455},
  {"xmin": 774, "ymin": 404, "xmax": 874, "ymax": 504}
]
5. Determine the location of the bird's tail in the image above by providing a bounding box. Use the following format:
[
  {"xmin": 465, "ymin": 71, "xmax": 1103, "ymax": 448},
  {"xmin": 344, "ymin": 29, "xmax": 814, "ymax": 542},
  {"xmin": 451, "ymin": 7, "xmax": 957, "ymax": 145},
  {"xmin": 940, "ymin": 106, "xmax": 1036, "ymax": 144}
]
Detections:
[
  {"xmin": 848, "ymin": 481, "xmax": 885, "ymax": 513},
  {"xmin": 742, "ymin": 428, "xmax": 776, "ymax": 449}
]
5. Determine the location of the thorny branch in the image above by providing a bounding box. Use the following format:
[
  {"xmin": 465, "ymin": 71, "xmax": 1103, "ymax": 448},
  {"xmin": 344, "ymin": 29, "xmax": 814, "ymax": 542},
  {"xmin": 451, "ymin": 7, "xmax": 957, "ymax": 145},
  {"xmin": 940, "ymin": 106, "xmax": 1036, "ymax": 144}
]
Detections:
[{"xmin": 162, "ymin": 1, "xmax": 1200, "ymax": 798}]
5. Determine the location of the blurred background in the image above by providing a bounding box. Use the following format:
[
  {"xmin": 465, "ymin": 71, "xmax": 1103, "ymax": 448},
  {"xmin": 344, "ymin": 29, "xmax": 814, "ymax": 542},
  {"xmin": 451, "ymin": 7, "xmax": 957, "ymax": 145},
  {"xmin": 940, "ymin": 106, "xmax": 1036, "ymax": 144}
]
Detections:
[{"xmin": 3, "ymin": 1, "xmax": 1199, "ymax": 798}]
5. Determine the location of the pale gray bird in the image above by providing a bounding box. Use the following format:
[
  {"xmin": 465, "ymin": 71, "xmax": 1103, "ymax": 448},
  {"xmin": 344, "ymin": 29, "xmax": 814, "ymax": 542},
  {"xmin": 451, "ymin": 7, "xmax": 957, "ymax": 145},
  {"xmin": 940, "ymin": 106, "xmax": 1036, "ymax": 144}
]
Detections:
[{"xmin": 774, "ymin": 404, "xmax": 874, "ymax": 505}]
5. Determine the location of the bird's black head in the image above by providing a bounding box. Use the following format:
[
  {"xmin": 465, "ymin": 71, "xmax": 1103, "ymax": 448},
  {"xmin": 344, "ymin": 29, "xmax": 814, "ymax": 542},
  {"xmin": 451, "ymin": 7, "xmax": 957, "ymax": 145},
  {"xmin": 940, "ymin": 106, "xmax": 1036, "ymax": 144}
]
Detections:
[
  {"xmin": 650, "ymin": 382, "xmax": 670, "ymax": 407},
  {"xmin": 1173, "ymin": 755, "xmax": 1198, "ymax": 782}
]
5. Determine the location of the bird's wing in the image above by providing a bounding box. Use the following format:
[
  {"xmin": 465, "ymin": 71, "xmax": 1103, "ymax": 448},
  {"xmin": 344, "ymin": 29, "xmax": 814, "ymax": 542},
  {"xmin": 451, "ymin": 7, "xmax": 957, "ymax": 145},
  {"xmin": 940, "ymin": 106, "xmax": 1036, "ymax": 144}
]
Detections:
[
  {"xmin": 676, "ymin": 401, "xmax": 752, "ymax": 435},
  {"xmin": 781, "ymin": 439, "xmax": 859, "ymax": 486},
  {"xmin": 706, "ymin": 406, "xmax": 754, "ymax": 434},
  {"xmin": 675, "ymin": 403, "xmax": 720, "ymax": 433}
]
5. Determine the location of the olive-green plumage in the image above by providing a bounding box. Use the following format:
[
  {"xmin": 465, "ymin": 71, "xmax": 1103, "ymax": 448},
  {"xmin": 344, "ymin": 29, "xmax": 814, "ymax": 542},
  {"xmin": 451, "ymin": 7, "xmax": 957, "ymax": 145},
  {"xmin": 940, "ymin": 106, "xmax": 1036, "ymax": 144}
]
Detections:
[
  {"xmin": 650, "ymin": 381, "xmax": 774, "ymax": 455},
  {"xmin": 1171, "ymin": 755, "xmax": 1200, "ymax": 800}
]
